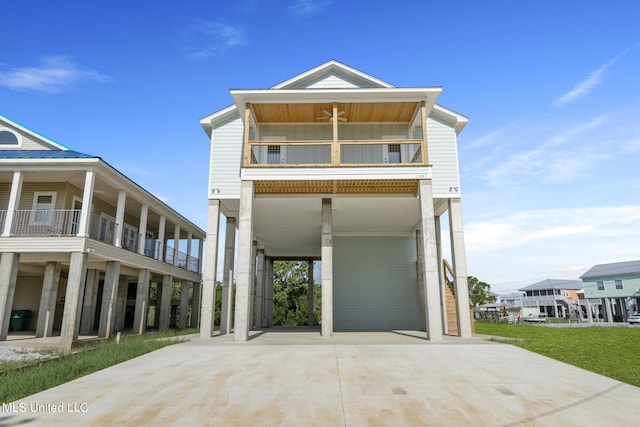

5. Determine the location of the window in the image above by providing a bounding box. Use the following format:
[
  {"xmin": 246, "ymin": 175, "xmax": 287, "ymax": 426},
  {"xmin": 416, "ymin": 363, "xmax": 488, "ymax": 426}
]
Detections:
[
  {"xmin": 267, "ymin": 145, "xmax": 282, "ymax": 164},
  {"xmin": 615, "ymin": 279, "xmax": 623, "ymax": 290},
  {"xmin": 387, "ymin": 144, "xmax": 401, "ymax": 163},
  {"xmin": 0, "ymin": 129, "xmax": 20, "ymax": 146},
  {"xmin": 32, "ymin": 192, "xmax": 56, "ymax": 223},
  {"xmin": 597, "ymin": 280, "xmax": 605, "ymax": 291}
]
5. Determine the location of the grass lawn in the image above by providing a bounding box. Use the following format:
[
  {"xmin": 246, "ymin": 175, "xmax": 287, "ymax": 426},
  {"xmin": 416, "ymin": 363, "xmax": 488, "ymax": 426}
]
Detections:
[
  {"xmin": 476, "ymin": 322, "xmax": 640, "ymax": 387},
  {"xmin": 0, "ymin": 329, "xmax": 197, "ymax": 403}
]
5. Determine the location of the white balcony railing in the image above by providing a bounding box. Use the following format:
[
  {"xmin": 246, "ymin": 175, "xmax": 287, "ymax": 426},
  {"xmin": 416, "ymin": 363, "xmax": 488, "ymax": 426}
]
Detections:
[{"xmin": 12, "ymin": 209, "xmax": 81, "ymax": 236}]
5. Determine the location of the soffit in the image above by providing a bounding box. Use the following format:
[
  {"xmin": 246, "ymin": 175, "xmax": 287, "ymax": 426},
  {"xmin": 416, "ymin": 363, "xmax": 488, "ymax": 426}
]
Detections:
[{"xmin": 252, "ymin": 102, "xmax": 419, "ymax": 124}]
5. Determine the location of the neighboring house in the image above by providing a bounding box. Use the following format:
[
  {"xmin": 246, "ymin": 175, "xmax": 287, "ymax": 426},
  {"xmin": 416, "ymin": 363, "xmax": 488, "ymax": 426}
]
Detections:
[
  {"xmin": 0, "ymin": 116, "xmax": 205, "ymax": 349},
  {"xmin": 199, "ymin": 60, "xmax": 472, "ymax": 341},
  {"xmin": 581, "ymin": 260, "xmax": 640, "ymax": 322},
  {"xmin": 519, "ymin": 279, "xmax": 583, "ymax": 318}
]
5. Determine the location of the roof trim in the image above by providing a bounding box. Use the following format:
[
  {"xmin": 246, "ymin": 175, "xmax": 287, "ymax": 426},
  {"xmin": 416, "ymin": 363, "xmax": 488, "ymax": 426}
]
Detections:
[
  {"xmin": 0, "ymin": 115, "xmax": 70, "ymax": 151},
  {"xmin": 431, "ymin": 105, "xmax": 469, "ymax": 135},
  {"xmin": 518, "ymin": 279, "xmax": 583, "ymax": 291},
  {"xmin": 581, "ymin": 259, "xmax": 640, "ymax": 279},
  {"xmin": 271, "ymin": 60, "xmax": 394, "ymax": 89}
]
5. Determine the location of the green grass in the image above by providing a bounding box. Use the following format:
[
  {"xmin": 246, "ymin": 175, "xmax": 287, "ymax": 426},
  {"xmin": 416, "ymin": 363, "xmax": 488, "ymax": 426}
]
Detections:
[
  {"xmin": 0, "ymin": 329, "xmax": 197, "ymax": 403},
  {"xmin": 476, "ymin": 322, "xmax": 640, "ymax": 387}
]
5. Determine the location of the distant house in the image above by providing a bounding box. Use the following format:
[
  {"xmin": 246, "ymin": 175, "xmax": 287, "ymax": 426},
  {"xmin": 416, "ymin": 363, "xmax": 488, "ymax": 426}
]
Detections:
[
  {"xmin": 0, "ymin": 116, "xmax": 205, "ymax": 349},
  {"xmin": 519, "ymin": 279, "xmax": 583, "ymax": 318},
  {"xmin": 581, "ymin": 260, "xmax": 640, "ymax": 321}
]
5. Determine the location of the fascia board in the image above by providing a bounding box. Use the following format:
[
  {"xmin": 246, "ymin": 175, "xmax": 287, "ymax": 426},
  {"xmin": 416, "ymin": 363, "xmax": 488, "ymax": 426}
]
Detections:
[
  {"xmin": 241, "ymin": 166, "xmax": 432, "ymax": 181},
  {"xmin": 431, "ymin": 105, "xmax": 469, "ymax": 135},
  {"xmin": 199, "ymin": 105, "xmax": 238, "ymax": 137}
]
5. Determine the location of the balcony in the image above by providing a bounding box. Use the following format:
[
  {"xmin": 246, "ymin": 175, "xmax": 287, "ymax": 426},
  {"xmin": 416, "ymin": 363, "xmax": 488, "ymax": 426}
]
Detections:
[{"xmin": 4, "ymin": 209, "xmax": 199, "ymax": 272}]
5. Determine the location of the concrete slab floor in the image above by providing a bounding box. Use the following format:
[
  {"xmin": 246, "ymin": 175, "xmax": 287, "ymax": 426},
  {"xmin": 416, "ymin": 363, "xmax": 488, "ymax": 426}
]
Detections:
[{"xmin": 2, "ymin": 330, "xmax": 639, "ymax": 426}]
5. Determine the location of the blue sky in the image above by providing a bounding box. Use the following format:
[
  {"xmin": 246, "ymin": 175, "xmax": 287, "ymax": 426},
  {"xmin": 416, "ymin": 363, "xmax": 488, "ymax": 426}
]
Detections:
[{"xmin": 1, "ymin": 1, "xmax": 639, "ymax": 293}]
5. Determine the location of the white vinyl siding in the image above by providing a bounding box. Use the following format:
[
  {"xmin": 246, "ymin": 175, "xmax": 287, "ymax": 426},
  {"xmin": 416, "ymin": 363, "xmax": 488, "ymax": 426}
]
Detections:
[
  {"xmin": 427, "ymin": 115, "xmax": 461, "ymax": 196},
  {"xmin": 209, "ymin": 115, "xmax": 244, "ymax": 198},
  {"xmin": 288, "ymin": 71, "xmax": 369, "ymax": 89},
  {"xmin": 333, "ymin": 236, "xmax": 422, "ymax": 330}
]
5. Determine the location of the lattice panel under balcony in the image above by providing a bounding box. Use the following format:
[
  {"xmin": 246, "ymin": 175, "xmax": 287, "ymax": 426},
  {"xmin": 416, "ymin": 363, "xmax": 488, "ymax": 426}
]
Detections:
[{"xmin": 253, "ymin": 179, "xmax": 419, "ymax": 195}]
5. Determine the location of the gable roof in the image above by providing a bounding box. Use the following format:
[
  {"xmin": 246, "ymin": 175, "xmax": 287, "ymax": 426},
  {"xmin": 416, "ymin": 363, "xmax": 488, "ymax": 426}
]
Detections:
[
  {"xmin": 200, "ymin": 60, "xmax": 468, "ymax": 137},
  {"xmin": 519, "ymin": 279, "xmax": 583, "ymax": 291},
  {"xmin": 581, "ymin": 260, "xmax": 640, "ymax": 279},
  {"xmin": 0, "ymin": 115, "xmax": 70, "ymax": 150}
]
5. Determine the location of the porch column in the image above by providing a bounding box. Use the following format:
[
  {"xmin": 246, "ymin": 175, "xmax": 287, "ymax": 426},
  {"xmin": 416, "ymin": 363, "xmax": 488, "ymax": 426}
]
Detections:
[
  {"xmin": 2, "ymin": 171, "xmax": 23, "ymax": 237},
  {"xmin": 254, "ymin": 248, "xmax": 265, "ymax": 329},
  {"xmin": 307, "ymin": 260, "xmax": 314, "ymax": 326},
  {"xmin": 98, "ymin": 261, "xmax": 121, "ymax": 338},
  {"xmin": 190, "ymin": 279, "xmax": 201, "ymax": 329},
  {"xmin": 448, "ymin": 198, "xmax": 472, "ymax": 338},
  {"xmin": 173, "ymin": 224, "xmax": 181, "ymax": 266},
  {"xmin": 77, "ymin": 169, "xmax": 95, "ymax": 237},
  {"xmin": 36, "ymin": 262, "xmax": 61, "ymax": 338},
  {"xmin": 179, "ymin": 280, "xmax": 189, "ymax": 330},
  {"xmin": 415, "ymin": 229, "xmax": 427, "ymax": 332},
  {"xmin": 158, "ymin": 215, "xmax": 166, "ymax": 261},
  {"xmin": 418, "ymin": 180, "xmax": 443, "ymax": 341},
  {"xmin": 80, "ymin": 269, "xmax": 100, "ymax": 334},
  {"xmin": 321, "ymin": 198, "xmax": 333, "ymax": 337},
  {"xmin": 114, "ymin": 276, "xmax": 128, "ymax": 332},
  {"xmin": 186, "ymin": 232, "xmax": 193, "ymax": 269},
  {"xmin": 248, "ymin": 241, "xmax": 257, "ymax": 329},
  {"xmin": 604, "ymin": 297, "xmax": 613, "ymax": 322},
  {"xmin": 60, "ymin": 252, "xmax": 88, "ymax": 350},
  {"xmin": 220, "ymin": 216, "xmax": 237, "ymax": 335},
  {"xmin": 0, "ymin": 253, "xmax": 20, "ymax": 340},
  {"xmin": 266, "ymin": 258, "xmax": 274, "ymax": 326},
  {"xmin": 137, "ymin": 204, "xmax": 149, "ymax": 255},
  {"xmin": 133, "ymin": 269, "xmax": 150, "ymax": 334},
  {"xmin": 114, "ymin": 190, "xmax": 127, "ymax": 247},
  {"xmin": 200, "ymin": 199, "xmax": 220, "ymax": 338},
  {"xmin": 158, "ymin": 275, "xmax": 173, "ymax": 330},
  {"xmin": 198, "ymin": 237, "xmax": 204, "ymax": 273},
  {"xmin": 586, "ymin": 298, "xmax": 593, "ymax": 323},
  {"xmin": 234, "ymin": 180, "xmax": 254, "ymax": 341}
]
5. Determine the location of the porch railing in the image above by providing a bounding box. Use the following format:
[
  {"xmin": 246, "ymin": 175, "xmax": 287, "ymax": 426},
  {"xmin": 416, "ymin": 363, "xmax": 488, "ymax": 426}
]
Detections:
[
  {"xmin": 12, "ymin": 209, "xmax": 81, "ymax": 236},
  {"xmin": 247, "ymin": 139, "xmax": 423, "ymax": 167}
]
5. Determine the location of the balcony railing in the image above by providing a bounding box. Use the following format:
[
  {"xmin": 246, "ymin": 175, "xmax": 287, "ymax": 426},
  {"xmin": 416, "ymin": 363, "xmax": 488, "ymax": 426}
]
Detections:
[
  {"xmin": 12, "ymin": 209, "xmax": 81, "ymax": 236},
  {"xmin": 247, "ymin": 139, "xmax": 424, "ymax": 167},
  {"xmin": 3, "ymin": 209, "xmax": 199, "ymax": 273}
]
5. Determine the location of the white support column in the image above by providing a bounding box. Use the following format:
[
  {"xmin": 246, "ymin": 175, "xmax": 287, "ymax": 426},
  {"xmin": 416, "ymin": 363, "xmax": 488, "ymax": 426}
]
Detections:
[
  {"xmin": 77, "ymin": 169, "xmax": 95, "ymax": 237},
  {"xmin": 133, "ymin": 269, "xmax": 150, "ymax": 335},
  {"xmin": 0, "ymin": 253, "xmax": 20, "ymax": 340},
  {"xmin": 191, "ymin": 280, "xmax": 201, "ymax": 329},
  {"xmin": 418, "ymin": 180, "xmax": 443, "ymax": 341},
  {"xmin": 200, "ymin": 200, "xmax": 220, "ymax": 338},
  {"xmin": 221, "ymin": 217, "xmax": 237, "ymax": 335},
  {"xmin": 266, "ymin": 258, "xmax": 274, "ymax": 327},
  {"xmin": 234, "ymin": 180, "xmax": 254, "ymax": 341},
  {"xmin": 186, "ymin": 232, "xmax": 193, "ymax": 269},
  {"xmin": 60, "ymin": 252, "xmax": 88, "ymax": 350},
  {"xmin": 115, "ymin": 276, "xmax": 128, "ymax": 332},
  {"xmin": 173, "ymin": 224, "xmax": 181, "ymax": 266},
  {"xmin": 254, "ymin": 248, "xmax": 265, "ymax": 329},
  {"xmin": 158, "ymin": 215, "xmax": 166, "ymax": 261},
  {"xmin": 36, "ymin": 262, "xmax": 61, "ymax": 338},
  {"xmin": 158, "ymin": 275, "xmax": 173, "ymax": 330},
  {"xmin": 198, "ymin": 238, "xmax": 204, "ymax": 274},
  {"xmin": 321, "ymin": 198, "xmax": 333, "ymax": 337},
  {"xmin": 114, "ymin": 190, "xmax": 127, "ymax": 247},
  {"xmin": 179, "ymin": 280, "xmax": 189, "ymax": 330},
  {"xmin": 604, "ymin": 297, "xmax": 613, "ymax": 322},
  {"xmin": 98, "ymin": 261, "xmax": 121, "ymax": 338},
  {"xmin": 2, "ymin": 171, "xmax": 23, "ymax": 237},
  {"xmin": 586, "ymin": 298, "xmax": 593, "ymax": 323},
  {"xmin": 307, "ymin": 260, "xmax": 314, "ymax": 326},
  {"xmin": 80, "ymin": 269, "xmax": 100, "ymax": 334},
  {"xmin": 137, "ymin": 204, "xmax": 149, "ymax": 255},
  {"xmin": 448, "ymin": 198, "xmax": 472, "ymax": 338},
  {"xmin": 248, "ymin": 241, "xmax": 257, "ymax": 330},
  {"xmin": 415, "ymin": 230, "xmax": 427, "ymax": 332}
]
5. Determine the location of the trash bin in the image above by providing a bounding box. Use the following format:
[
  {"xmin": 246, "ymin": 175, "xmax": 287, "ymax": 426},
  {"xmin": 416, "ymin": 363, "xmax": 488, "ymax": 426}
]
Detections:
[{"xmin": 10, "ymin": 310, "xmax": 32, "ymax": 331}]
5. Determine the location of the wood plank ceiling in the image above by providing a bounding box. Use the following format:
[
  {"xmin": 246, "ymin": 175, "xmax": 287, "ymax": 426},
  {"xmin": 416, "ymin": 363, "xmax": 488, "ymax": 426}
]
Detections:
[{"xmin": 251, "ymin": 102, "xmax": 419, "ymax": 123}]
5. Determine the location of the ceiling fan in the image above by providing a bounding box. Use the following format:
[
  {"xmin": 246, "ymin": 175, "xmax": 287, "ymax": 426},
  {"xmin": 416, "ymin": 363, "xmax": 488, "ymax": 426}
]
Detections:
[{"xmin": 316, "ymin": 110, "xmax": 347, "ymax": 122}]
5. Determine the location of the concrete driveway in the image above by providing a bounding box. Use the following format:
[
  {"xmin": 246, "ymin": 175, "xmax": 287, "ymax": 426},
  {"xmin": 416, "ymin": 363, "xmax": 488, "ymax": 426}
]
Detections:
[{"xmin": 3, "ymin": 330, "xmax": 639, "ymax": 426}]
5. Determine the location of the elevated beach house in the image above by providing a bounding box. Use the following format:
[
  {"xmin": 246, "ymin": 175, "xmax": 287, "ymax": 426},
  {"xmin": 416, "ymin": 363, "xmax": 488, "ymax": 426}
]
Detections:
[
  {"xmin": 0, "ymin": 116, "xmax": 205, "ymax": 349},
  {"xmin": 581, "ymin": 260, "xmax": 640, "ymax": 321},
  {"xmin": 199, "ymin": 61, "xmax": 472, "ymax": 341}
]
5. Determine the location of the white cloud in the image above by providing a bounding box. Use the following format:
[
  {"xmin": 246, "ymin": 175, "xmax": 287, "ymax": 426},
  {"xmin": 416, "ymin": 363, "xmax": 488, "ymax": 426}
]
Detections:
[
  {"xmin": 288, "ymin": 0, "xmax": 332, "ymax": 16},
  {"xmin": 554, "ymin": 42, "xmax": 640, "ymax": 107},
  {"xmin": 185, "ymin": 20, "xmax": 247, "ymax": 59},
  {"xmin": 0, "ymin": 56, "xmax": 111, "ymax": 93}
]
